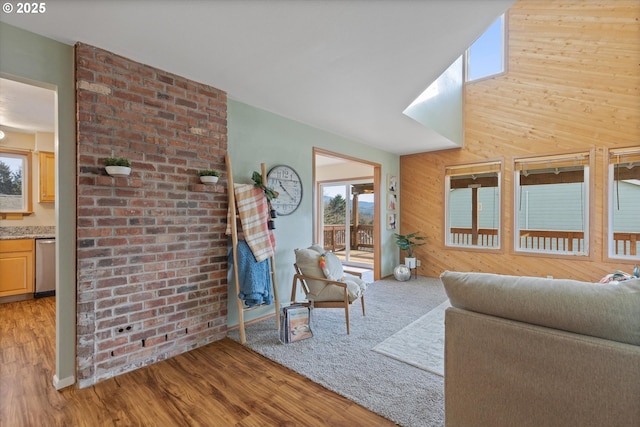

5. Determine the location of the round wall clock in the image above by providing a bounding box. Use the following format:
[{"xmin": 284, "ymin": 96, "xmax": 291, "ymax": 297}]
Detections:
[{"xmin": 267, "ymin": 165, "xmax": 303, "ymax": 216}]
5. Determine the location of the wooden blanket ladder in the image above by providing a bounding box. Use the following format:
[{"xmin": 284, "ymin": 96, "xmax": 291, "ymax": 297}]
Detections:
[{"xmin": 226, "ymin": 153, "xmax": 279, "ymax": 344}]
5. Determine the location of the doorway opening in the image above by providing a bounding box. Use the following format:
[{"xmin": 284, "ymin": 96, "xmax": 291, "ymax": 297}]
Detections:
[
  {"xmin": 313, "ymin": 148, "xmax": 381, "ymax": 281},
  {"xmin": 0, "ymin": 76, "xmax": 59, "ymax": 380}
]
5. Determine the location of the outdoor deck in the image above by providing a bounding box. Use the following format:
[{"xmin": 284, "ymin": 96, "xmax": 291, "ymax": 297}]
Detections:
[
  {"xmin": 323, "ymin": 224, "xmax": 374, "ymax": 268},
  {"xmin": 334, "ymin": 249, "xmax": 374, "ymax": 266}
]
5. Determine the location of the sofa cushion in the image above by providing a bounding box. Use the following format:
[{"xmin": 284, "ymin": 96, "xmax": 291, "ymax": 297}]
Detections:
[
  {"xmin": 316, "ymin": 277, "xmax": 363, "ymax": 302},
  {"xmin": 319, "ymin": 250, "xmax": 367, "ymax": 300},
  {"xmin": 440, "ymin": 271, "xmax": 640, "ymax": 346}
]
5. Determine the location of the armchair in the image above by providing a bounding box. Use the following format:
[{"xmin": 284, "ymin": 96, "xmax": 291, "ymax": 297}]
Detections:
[{"xmin": 291, "ymin": 245, "xmax": 367, "ymax": 334}]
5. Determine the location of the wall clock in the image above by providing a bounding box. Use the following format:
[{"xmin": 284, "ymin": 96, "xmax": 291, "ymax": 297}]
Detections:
[{"xmin": 267, "ymin": 165, "xmax": 303, "ymax": 216}]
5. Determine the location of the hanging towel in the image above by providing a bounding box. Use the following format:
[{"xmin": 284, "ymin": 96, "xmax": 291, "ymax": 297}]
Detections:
[
  {"xmin": 230, "ymin": 240, "xmax": 273, "ymax": 308},
  {"xmin": 227, "ymin": 183, "xmax": 275, "ymax": 262}
]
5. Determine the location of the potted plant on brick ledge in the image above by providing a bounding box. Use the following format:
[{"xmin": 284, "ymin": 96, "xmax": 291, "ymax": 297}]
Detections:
[
  {"xmin": 104, "ymin": 157, "xmax": 131, "ymax": 177},
  {"xmin": 198, "ymin": 169, "xmax": 221, "ymax": 184},
  {"xmin": 394, "ymin": 231, "xmax": 426, "ymax": 269}
]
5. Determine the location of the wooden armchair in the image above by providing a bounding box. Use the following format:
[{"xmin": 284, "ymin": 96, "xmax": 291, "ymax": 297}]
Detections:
[{"xmin": 291, "ymin": 246, "xmax": 367, "ymax": 334}]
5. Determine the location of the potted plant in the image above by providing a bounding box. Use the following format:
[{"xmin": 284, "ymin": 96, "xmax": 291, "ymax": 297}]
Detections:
[
  {"xmin": 251, "ymin": 171, "xmax": 279, "ymax": 224},
  {"xmin": 198, "ymin": 169, "xmax": 221, "ymax": 184},
  {"xmin": 394, "ymin": 231, "xmax": 426, "ymax": 269},
  {"xmin": 104, "ymin": 157, "xmax": 131, "ymax": 177},
  {"xmin": 251, "ymin": 171, "xmax": 279, "ymax": 202}
]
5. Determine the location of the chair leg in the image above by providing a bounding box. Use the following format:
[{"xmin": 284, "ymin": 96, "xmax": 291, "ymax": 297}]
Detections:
[
  {"xmin": 345, "ymin": 304, "xmax": 350, "ymax": 335},
  {"xmin": 361, "ymin": 295, "xmax": 365, "ymax": 316},
  {"xmin": 290, "ymin": 276, "xmax": 298, "ymax": 302}
]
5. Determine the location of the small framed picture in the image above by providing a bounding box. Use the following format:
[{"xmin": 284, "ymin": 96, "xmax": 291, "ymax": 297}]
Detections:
[
  {"xmin": 387, "ymin": 193, "xmax": 397, "ymax": 211},
  {"xmin": 387, "ymin": 213, "xmax": 397, "ymax": 230},
  {"xmin": 388, "ymin": 174, "xmax": 397, "ymax": 192}
]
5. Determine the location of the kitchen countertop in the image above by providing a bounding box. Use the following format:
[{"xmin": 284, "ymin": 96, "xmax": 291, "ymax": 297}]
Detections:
[{"xmin": 0, "ymin": 226, "xmax": 56, "ymax": 240}]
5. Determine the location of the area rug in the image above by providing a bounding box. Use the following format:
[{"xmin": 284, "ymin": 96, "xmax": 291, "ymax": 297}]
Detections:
[
  {"xmin": 372, "ymin": 300, "xmax": 451, "ymax": 377},
  {"xmin": 228, "ymin": 276, "xmax": 449, "ymax": 427}
]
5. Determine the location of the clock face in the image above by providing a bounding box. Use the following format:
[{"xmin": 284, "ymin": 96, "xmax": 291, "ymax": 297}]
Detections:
[{"xmin": 267, "ymin": 165, "xmax": 303, "ymax": 216}]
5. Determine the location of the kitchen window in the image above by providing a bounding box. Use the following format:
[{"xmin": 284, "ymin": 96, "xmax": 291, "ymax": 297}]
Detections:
[{"xmin": 0, "ymin": 148, "xmax": 32, "ymax": 218}]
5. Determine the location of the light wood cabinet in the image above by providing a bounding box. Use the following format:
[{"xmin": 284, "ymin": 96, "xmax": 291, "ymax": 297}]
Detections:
[
  {"xmin": 39, "ymin": 151, "xmax": 55, "ymax": 203},
  {"xmin": 0, "ymin": 239, "xmax": 35, "ymax": 297}
]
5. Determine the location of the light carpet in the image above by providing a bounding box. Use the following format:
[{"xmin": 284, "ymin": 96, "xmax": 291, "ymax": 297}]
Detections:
[
  {"xmin": 373, "ymin": 300, "xmax": 450, "ymax": 377},
  {"xmin": 228, "ymin": 276, "xmax": 448, "ymax": 427}
]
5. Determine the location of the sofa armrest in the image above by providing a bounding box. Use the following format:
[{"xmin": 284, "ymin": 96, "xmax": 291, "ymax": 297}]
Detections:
[
  {"xmin": 445, "ymin": 307, "xmax": 640, "ymax": 427},
  {"xmin": 440, "ymin": 271, "xmax": 640, "ymax": 346}
]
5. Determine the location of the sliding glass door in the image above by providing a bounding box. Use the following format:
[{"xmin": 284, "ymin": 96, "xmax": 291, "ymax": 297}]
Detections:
[{"xmin": 319, "ymin": 181, "xmax": 373, "ymax": 268}]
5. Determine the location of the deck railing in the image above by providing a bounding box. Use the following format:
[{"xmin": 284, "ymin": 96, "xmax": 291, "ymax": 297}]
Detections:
[
  {"xmin": 612, "ymin": 232, "xmax": 639, "ymax": 256},
  {"xmin": 449, "ymin": 228, "xmax": 499, "ymax": 247},
  {"xmin": 325, "ymin": 225, "xmax": 639, "ymax": 256},
  {"xmin": 323, "ymin": 224, "xmax": 374, "ymax": 252},
  {"xmin": 449, "ymin": 228, "xmax": 639, "ymax": 256},
  {"xmin": 519, "ymin": 230, "xmax": 585, "ymax": 253},
  {"xmin": 354, "ymin": 225, "xmax": 374, "ymax": 249},
  {"xmin": 324, "ymin": 225, "xmax": 346, "ymax": 252}
]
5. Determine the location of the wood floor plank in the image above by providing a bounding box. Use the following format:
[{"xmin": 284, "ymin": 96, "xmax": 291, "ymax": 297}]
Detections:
[{"xmin": 1, "ymin": 297, "xmax": 397, "ymax": 426}]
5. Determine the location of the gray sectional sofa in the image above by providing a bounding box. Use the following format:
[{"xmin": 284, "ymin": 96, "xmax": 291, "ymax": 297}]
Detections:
[{"xmin": 440, "ymin": 271, "xmax": 640, "ymax": 427}]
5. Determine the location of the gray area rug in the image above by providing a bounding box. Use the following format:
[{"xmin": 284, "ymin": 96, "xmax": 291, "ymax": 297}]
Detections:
[
  {"xmin": 228, "ymin": 276, "xmax": 448, "ymax": 427},
  {"xmin": 373, "ymin": 300, "xmax": 451, "ymax": 377}
]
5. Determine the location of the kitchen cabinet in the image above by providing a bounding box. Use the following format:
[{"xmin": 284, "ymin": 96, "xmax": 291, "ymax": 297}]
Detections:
[
  {"xmin": 0, "ymin": 239, "xmax": 35, "ymax": 297},
  {"xmin": 39, "ymin": 151, "xmax": 55, "ymax": 203}
]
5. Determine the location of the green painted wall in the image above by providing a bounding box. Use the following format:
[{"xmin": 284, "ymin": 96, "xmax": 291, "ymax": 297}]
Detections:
[
  {"xmin": 0, "ymin": 22, "xmax": 76, "ymax": 389},
  {"xmin": 227, "ymin": 99, "xmax": 399, "ymax": 326}
]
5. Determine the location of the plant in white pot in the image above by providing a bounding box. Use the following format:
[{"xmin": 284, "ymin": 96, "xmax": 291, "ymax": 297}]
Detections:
[
  {"xmin": 104, "ymin": 157, "xmax": 131, "ymax": 177},
  {"xmin": 394, "ymin": 231, "xmax": 426, "ymax": 269},
  {"xmin": 198, "ymin": 169, "xmax": 221, "ymax": 184}
]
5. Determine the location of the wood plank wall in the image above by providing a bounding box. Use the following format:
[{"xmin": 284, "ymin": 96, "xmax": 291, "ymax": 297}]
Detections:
[{"xmin": 400, "ymin": 0, "xmax": 640, "ymax": 281}]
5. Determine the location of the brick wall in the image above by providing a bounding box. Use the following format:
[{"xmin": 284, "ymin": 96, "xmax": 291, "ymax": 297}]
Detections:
[{"xmin": 75, "ymin": 43, "xmax": 228, "ymax": 387}]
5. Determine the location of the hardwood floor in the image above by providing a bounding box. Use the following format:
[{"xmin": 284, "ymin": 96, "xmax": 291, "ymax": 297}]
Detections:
[{"xmin": 1, "ymin": 297, "xmax": 397, "ymax": 427}]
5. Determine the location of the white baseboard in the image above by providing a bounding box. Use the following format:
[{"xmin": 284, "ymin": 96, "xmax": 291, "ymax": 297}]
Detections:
[{"xmin": 53, "ymin": 374, "xmax": 75, "ymax": 390}]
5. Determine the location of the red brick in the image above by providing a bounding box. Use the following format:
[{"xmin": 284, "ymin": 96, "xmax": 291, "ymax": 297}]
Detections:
[{"xmin": 76, "ymin": 43, "xmax": 229, "ymax": 388}]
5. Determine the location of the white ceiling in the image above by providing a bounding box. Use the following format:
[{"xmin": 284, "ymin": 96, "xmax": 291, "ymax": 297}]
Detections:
[
  {"xmin": 0, "ymin": 0, "xmax": 513, "ymax": 154},
  {"xmin": 0, "ymin": 78, "xmax": 56, "ymax": 133}
]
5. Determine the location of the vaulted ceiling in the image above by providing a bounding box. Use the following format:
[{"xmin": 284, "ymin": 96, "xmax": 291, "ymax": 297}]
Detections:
[{"xmin": 1, "ymin": 0, "xmax": 514, "ymax": 154}]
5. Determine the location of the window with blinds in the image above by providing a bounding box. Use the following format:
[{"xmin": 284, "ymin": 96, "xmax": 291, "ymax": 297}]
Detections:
[
  {"xmin": 608, "ymin": 146, "xmax": 640, "ymax": 260},
  {"xmin": 445, "ymin": 161, "xmax": 501, "ymax": 249},
  {"xmin": 514, "ymin": 152, "xmax": 590, "ymax": 256}
]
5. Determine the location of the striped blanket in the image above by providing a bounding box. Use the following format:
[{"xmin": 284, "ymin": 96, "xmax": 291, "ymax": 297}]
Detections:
[{"xmin": 227, "ymin": 184, "xmax": 275, "ymax": 262}]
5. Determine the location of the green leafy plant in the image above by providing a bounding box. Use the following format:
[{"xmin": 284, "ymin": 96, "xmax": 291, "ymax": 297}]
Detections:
[
  {"xmin": 251, "ymin": 171, "xmax": 279, "ymax": 201},
  {"xmin": 394, "ymin": 232, "xmax": 426, "ymax": 257},
  {"xmin": 198, "ymin": 169, "xmax": 221, "ymax": 177},
  {"xmin": 104, "ymin": 157, "xmax": 131, "ymax": 167}
]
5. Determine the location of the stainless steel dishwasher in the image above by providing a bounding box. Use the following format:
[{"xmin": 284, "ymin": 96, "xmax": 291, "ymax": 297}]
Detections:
[{"xmin": 35, "ymin": 238, "xmax": 56, "ymax": 297}]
